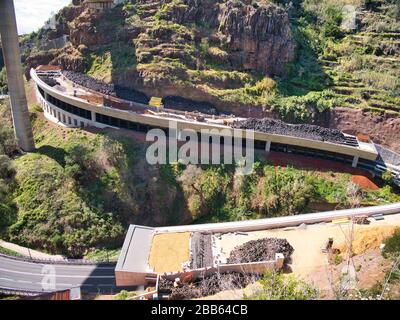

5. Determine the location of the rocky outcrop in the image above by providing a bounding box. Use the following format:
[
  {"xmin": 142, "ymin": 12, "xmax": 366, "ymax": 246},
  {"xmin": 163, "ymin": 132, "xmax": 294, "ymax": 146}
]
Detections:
[
  {"xmin": 63, "ymin": 0, "xmax": 295, "ymax": 76},
  {"xmin": 50, "ymin": 45, "xmax": 89, "ymax": 72},
  {"xmin": 219, "ymin": 0, "xmax": 296, "ymax": 75},
  {"xmin": 69, "ymin": 10, "xmax": 125, "ymax": 48},
  {"xmin": 45, "ymin": 5, "xmax": 84, "ymax": 40},
  {"xmin": 24, "ymin": 50, "xmax": 57, "ymax": 78}
]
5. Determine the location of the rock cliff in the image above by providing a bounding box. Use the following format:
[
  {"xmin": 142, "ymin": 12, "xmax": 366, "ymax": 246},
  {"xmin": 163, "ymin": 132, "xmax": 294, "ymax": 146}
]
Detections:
[{"xmin": 219, "ymin": 0, "xmax": 296, "ymax": 75}]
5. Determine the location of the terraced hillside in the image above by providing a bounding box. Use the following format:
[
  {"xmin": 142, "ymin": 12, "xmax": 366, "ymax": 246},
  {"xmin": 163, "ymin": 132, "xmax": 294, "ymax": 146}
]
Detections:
[
  {"xmin": 18, "ymin": 0, "xmax": 400, "ymax": 150},
  {"xmin": 324, "ymin": 28, "xmax": 400, "ymax": 116}
]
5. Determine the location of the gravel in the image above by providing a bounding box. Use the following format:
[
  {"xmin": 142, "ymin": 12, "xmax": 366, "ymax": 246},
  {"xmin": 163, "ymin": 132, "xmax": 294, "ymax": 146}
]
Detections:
[
  {"xmin": 62, "ymin": 70, "xmax": 149, "ymax": 104},
  {"xmin": 163, "ymin": 96, "xmax": 218, "ymax": 115},
  {"xmin": 231, "ymin": 118, "xmax": 349, "ymax": 145},
  {"xmin": 226, "ymin": 238, "xmax": 294, "ymax": 264}
]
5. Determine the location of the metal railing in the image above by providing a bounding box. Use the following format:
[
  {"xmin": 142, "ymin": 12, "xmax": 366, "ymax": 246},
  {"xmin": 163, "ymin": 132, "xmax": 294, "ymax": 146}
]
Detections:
[{"xmin": 0, "ymin": 252, "xmax": 116, "ymax": 266}]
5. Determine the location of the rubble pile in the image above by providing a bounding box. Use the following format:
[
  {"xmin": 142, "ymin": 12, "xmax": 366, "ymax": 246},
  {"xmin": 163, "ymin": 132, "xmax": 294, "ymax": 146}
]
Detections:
[
  {"xmin": 231, "ymin": 118, "xmax": 348, "ymax": 144},
  {"xmin": 227, "ymin": 238, "xmax": 294, "ymax": 264},
  {"xmin": 62, "ymin": 70, "xmax": 149, "ymax": 104},
  {"xmin": 159, "ymin": 272, "xmax": 259, "ymax": 300}
]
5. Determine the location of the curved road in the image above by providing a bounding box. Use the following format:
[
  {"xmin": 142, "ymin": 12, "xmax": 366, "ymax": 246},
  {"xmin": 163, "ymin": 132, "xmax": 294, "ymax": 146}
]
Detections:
[{"xmin": 0, "ymin": 256, "xmax": 117, "ymax": 295}]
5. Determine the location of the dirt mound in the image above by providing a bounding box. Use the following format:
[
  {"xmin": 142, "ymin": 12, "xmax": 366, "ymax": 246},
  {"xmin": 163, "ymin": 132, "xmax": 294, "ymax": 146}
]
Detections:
[
  {"xmin": 227, "ymin": 237, "xmax": 294, "ymax": 264},
  {"xmin": 351, "ymin": 175, "xmax": 379, "ymax": 190},
  {"xmin": 231, "ymin": 118, "xmax": 348, "ymax": 145}
]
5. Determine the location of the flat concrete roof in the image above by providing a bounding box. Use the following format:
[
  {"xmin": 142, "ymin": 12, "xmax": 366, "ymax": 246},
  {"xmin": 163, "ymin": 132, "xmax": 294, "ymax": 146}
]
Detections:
[{"xmin": 115, "ymin": 225, "xmax": 154, "ymax": 272}]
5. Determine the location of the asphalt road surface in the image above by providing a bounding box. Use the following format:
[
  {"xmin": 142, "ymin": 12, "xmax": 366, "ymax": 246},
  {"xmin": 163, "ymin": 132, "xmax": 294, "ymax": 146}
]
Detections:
[{"xmin": 0, "ymin": 255, "xmax": 117, "ymax": 294}]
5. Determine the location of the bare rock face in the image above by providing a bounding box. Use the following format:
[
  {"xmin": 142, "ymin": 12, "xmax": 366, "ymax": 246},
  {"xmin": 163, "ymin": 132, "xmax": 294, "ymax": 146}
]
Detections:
[
  {"xmin": 45, "ymin": 5, "xmax": 84, "ymax": 40},
  {"xmin": 69, "ymin": 7, "xmax": 131, "ymax": 48},
  {"xmin": 219, "ymin": 0, "xmax": 296, "ymax": 75},
  {"xmin": 181, "ymin": 0, "xmax": 222, "ymax": 28}
]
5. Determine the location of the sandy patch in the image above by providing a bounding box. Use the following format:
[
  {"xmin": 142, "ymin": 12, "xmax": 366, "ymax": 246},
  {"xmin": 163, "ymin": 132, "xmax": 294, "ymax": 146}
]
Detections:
[
  {"xmin": 148, "ymin": 232, "xmax": 191, "ymax": 273},
  {"xmin": 336, "ymin": 225, "xmax": 398, "ymax": 255}
]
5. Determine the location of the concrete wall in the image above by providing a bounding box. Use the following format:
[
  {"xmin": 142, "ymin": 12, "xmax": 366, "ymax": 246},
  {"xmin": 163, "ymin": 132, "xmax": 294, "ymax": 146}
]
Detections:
[
  {"xmin": 115, "ymin": 254, "xmax": 284, "ymax": 287},
  {"xmin": 35, "ymin": 85, "xmax": 107, "ymax": 129},
  {"xmin": 161, "ymin": 253, "xmax": 285, "ymax": 282},
  {"xmin": 115, "ymin": 271, "xmax": 157, "ymax": 287}
]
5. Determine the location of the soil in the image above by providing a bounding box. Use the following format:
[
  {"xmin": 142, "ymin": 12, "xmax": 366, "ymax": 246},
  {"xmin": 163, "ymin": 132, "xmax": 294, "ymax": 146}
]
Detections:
[
  {"xmin": 335, "ymin": 225, "xmax": 399, "ymax": 255},
  {"xmin": 326, "ymin": 107, "xmax": 400, "ymax": 154},
  {"xmin": 148, "ymin": 232, "xmax": 191, "ymax": 273},
  {"xmin": 351, "ymin": 175, "xmax": 379, "ymax": 190}
]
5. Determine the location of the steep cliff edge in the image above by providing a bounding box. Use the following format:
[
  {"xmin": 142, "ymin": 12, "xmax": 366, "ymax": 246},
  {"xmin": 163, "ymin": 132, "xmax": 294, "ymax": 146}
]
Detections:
[{"xmin": 219, "ymin": 0, "xmax": 296, "ymax": 75}]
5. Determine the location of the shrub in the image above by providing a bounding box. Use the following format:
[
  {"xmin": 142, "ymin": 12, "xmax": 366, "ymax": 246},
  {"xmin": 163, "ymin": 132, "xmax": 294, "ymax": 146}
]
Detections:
[
  {"xmin": 0, "ymin": 68, "xmax": 8, "ymax": 94},
  {"xmin": 383, "ymin": 228, "xmax": 400, "ymax": 257},
  {"xmin": 246, "ymin": 270, "xmax": 319, "ymax": 300}
]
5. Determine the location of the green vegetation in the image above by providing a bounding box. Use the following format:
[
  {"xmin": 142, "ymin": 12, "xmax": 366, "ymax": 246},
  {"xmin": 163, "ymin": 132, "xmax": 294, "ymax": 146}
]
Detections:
[
  {"xmin": 113, "ymin": 290, "xmax": 138, "ymax": 300},
  {"xmin": 19, "ymin": 1, "xmax": 400, "ymax": 121},
  {"xmin": 383, "ymin": 228, "xmax": 400, "ymax": 257},
  {"xmin": 2, "ymin": 3, "xmax": 397, "ymax": 299},
  {"xmin": 84, "ymin": 248, "xmax": 121, "ymax": 262},
  {"xmin": 293, "ymin": 0, "xmax": 400, "ymax": 116},
  {"xmin": 0, "ymin": 102, "xmax": 18, "ymax": 237},
  {"xmin": 359, "ymin": 228, "xmax": 400, "ymax": 300},
  {"xmin": 0, "ymin": 68, "xmax": 7, "ymax": 94},
  {"xmin": 178, "ymin": 161, "xmax": 400, "ymax": 223},
  {"xmin": 86, "ymin": 43, "xmax": 137, "ymax": 83},
  {"xmin": 0, "ymin": 245, "xmax": 22, "ymax": 257},
  {"xmin": 245, "ymin": 270, "xmax": 319, "ymax": 300},
  {"xmin": 0, "ymin": 97, "xmax": 399, "ymax": 256}
]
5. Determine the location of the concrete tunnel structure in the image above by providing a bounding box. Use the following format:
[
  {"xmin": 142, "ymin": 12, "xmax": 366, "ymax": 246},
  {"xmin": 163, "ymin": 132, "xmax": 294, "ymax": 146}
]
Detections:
[{"xmin": 0, "ymin": 0, "xmax": 35, "ymax": 152}]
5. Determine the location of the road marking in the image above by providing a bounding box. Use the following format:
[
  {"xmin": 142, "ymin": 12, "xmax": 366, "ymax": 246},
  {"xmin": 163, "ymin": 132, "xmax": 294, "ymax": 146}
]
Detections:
[
  {"xmin": 17, "ymin": 280, "xmax": 32, "ymax": 284},
  {"xmin": 0, "ymin": 277, "xmax": 13, "ymax": 282}
]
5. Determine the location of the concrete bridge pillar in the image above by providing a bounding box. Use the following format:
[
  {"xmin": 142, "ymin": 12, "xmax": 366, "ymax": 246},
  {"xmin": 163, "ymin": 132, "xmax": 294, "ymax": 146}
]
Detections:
[
  {"xmin": 0, "ymin": 0, "xmax": 35, "ymax": 152},
  {"xmin": 265, "ymin": 141, "xmax": 271, "ymax": 152},
  {"xmin": 352, "ymin": 156, "xmax": 359, "ymax": 168}
]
